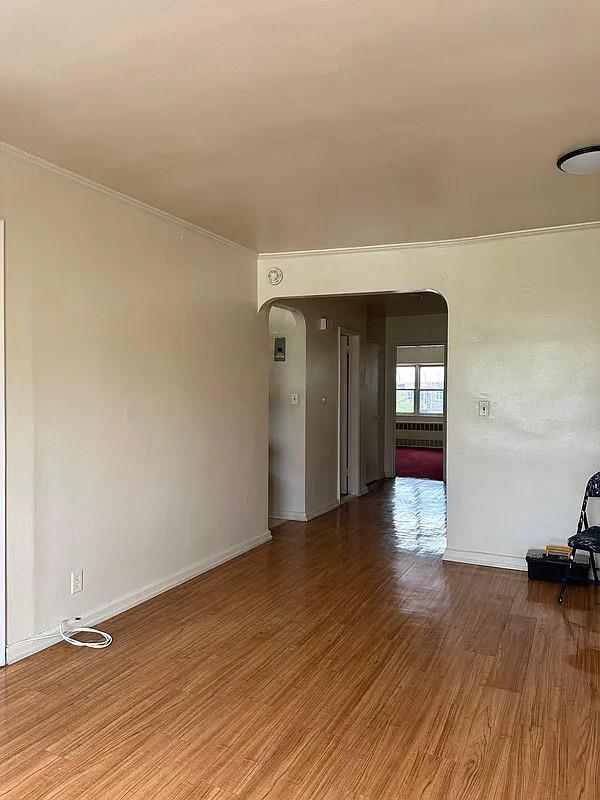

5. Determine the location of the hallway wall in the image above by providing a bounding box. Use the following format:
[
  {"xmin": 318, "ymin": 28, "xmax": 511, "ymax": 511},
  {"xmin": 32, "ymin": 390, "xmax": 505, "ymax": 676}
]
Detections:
[
  {"xmin": 258, "ymin": 224, "xmax": 600, "ymax": 569},
  {"xmin": 268, "ymin": 306, "xmax": 306, "ymax": 520},
  {"xmin": 276, "ymin": 297, "xmax": 369, "ymax": 519}
]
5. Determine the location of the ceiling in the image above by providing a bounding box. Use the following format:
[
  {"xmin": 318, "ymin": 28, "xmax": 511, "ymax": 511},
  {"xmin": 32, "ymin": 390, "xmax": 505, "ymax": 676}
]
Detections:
[{"xmin": 2, "ymin": 1, "xmax": 599, "ymax": 253}]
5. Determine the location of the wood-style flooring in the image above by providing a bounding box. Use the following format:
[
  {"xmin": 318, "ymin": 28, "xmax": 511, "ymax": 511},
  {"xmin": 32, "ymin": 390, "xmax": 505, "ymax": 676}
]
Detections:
[{"xmin": 1, "ymin": 477, "xmax": 599, "ymax": 799}]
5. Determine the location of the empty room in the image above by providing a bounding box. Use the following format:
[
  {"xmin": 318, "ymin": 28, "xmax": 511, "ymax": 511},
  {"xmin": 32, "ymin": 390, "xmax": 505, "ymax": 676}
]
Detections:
[{"xmin": 1, "ymin": 3, "xmax": 600, "ymax": 799}]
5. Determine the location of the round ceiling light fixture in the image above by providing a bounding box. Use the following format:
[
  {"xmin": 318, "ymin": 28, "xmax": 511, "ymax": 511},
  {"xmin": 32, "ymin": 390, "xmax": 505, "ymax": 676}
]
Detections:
[{"xmin": 557, "ymin": 145, "xmax": 600, "ymax": 175}]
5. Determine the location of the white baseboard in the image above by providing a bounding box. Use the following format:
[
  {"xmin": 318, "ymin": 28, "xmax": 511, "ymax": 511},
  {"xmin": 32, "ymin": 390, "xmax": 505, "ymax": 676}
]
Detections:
[
  {"xmin": 273, "ymin": 494, "xmax": 366, "ymax": 525},
  {"xmin": 305, "ymin": 500, "xmax": 341, "ymax": 521},
  {"xmin": 269, "ymin": 510, "xmax": 307, "ymax": 522},
  {"xmin": 443, "ymin": 547, "xmax": 526, "ymax": 572},
  {"xmin": 6, "ymin": 530, "xmax": 272, "ymax": 664}
]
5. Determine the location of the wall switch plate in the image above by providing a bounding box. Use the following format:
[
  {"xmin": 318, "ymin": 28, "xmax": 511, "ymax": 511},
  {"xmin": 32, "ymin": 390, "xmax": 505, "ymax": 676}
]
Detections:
[
  {"xmin": 478, "ymin": 400, "xmax": 490, "ymax": 417},
  {"xmin": 291, "ymin": 392, "xmax": 299, "ymax": 405},
  {"xmin": 71, "ymin": 569, "xmax": 83, "ymax": 595}
]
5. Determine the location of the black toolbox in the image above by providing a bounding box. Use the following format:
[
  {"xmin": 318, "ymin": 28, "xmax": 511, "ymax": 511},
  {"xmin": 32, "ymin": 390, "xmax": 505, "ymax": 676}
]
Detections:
[{"xmin": 526, "ymin": 548, "xmax": 590, "ymax": 583}]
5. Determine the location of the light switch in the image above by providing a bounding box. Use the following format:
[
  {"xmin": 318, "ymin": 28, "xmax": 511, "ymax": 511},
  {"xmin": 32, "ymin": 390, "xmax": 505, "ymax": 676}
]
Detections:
[
  {"xmin": 291, "ymin": 392, "xmax": 299, "ymax": 405},
  {"xmin": 478, "ymin": 400, "xmax": 490, "ymax": 417}
]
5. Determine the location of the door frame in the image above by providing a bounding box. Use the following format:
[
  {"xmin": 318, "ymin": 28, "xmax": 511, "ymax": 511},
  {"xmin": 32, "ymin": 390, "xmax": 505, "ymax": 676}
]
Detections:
[
  {"xmin": 385, "ymin": 339, "xmax": 447, "ymax": 480},
  {"xmin": 337, "ymin": 327, "xmax": 360, "ymax": 501},
  {"xmin": 0, "ymin": 220, "xmax": 5, "ymax": 667},
  {"xmin": 364, "ymin": 339, "xmax": 384, "ymax": 484}
]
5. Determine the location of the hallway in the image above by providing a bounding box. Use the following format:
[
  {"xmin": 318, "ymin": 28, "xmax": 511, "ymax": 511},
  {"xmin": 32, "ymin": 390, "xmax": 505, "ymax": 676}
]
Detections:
[
  {"xmin": 1, "ymin": 479, "xmax": 598, "ymax": 799},
  {"xmin": 387, "ymin": 477, "xmax": 446, "ymax": 555}
]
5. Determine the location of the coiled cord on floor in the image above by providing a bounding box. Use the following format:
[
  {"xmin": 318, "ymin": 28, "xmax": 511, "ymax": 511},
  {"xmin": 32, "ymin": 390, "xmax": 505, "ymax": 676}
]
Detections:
[
  {"xmin": 13, "ymin": 617, "xmax": 113, "ymax": 650},
  {"xmin": 60, "ymin": 617, "xmax": 112, "ymax": 649}
]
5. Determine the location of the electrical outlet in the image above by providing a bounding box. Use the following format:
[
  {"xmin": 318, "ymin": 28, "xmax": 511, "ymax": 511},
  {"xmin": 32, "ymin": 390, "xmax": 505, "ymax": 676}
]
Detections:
[
  {"xmin": 478, "ymin": 400, "xmax": 490, "ymax": 417},
  {"xmin": 70, "ymin": 569, "xmax": 83, "ymax": 595}
]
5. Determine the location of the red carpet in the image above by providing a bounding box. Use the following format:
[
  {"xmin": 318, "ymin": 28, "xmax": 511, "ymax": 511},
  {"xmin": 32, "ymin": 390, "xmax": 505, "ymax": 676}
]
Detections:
[{"xmin": 395, "ymin": 447, "xmax": 443, "ymax": 481}]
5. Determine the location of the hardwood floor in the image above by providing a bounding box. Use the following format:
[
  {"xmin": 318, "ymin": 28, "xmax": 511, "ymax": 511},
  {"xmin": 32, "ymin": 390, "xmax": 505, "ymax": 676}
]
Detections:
[{"xmin": 1, "ymin": 478, "xmax": 599, "ymax": 799}]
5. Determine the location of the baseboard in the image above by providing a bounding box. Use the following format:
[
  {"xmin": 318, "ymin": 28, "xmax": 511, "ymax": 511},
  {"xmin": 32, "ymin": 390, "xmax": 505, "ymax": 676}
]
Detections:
[
  {"xmin": 273, "ymin": 496, "xmax": 365, "ymax": 524},
  {"xmin": 6, "ymin": 530, "xmax": 272, "ymax": 664},
  {"xmin": 305, "ymin": 499, "xmax": 343, "ymax": 521},
  {"xmin": 306, "ymin": 495, "xmax": 358, "ymax": 521},
  {"xmin": 269, "ymin": 510, "xmax": 307, "ymax": 522},
  {"xmin": 443, "ymin": 547, "xmax": 526, "ymax": 572},
  {"xmin": 384, "ymin": 470, "xmax": 395, "ymax": 478}
]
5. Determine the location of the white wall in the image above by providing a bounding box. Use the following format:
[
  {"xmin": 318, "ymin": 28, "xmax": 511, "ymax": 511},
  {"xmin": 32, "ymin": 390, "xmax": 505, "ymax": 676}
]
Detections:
[
  {"xmin": 268, "ymin": 306, "xmax": 306, "ymax": 519},
  {"xmin": 272, "ymin": 297, "xmax": 369, "ymax": 518},
  {"xmin": 259, "ymin": 224, "xmax": 600, "ymax": 570},
  {"xmin": 0, "ymin": 149, "xmax": 269, "ymax": 661}
]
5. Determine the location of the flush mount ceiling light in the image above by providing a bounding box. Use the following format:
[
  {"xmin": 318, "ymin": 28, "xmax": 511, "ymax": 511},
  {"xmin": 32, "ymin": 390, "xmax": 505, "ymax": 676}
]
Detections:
[{"xmin": 557, "ymin": 146, "xmax": 600, "ymax": 175}]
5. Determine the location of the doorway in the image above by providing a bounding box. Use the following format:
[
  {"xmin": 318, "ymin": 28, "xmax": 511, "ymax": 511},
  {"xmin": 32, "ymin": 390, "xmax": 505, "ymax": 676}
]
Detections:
[
  {"xmin": 339, "ymin": 333, "xmax": 350, "ymax": 496},
  {"xmin": 364, "ymin": 340, "xmax": 384, "ymax": 484},
  {"xmin": 395, "ymin": 345, "xmax": 446, "ymax": 481},
  {"xmin": 263, "ymin": 290, "xmax": 446, "ymax": 553},
  {"xmin": 338, "ymin": 328, "xmax": 360, "ymax": 500},
  {"xmin": 378, "ymin": 291, "xmax": 448, "ymax": 485}
]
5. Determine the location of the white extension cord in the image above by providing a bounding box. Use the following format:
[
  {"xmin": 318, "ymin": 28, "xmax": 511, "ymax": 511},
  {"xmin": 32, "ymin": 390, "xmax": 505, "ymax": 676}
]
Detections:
[
  {"xmin": 59, "ymin": 617, "xmax": 112, "ymax": 649},
  {"xmin": 13, "ymin": 616, "xmax": 113, "ymax": 650}
]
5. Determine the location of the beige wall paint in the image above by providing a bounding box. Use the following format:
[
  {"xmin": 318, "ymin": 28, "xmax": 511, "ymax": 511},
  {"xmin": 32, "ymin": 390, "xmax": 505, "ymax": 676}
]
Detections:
[
  {"xmin": 259, "ymin": 225, "xmax": 600, "ymax": 569},
  {"xmin": 0, "ymin": 151, "xmax": 269, "ymax": 659},
  {"xmin": 268, "ymin": 306, "xmax": 306, "ymax": 519}
]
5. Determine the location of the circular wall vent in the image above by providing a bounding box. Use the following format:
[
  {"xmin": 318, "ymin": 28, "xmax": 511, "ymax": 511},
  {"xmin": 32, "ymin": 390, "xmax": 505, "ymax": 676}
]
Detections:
[{"xmin": 267, "ymin": 267, "xmax": 283, "ymax": 286}]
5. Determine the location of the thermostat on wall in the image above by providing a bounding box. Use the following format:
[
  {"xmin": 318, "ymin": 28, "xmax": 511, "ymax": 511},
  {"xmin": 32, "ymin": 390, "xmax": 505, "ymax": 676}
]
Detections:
[{"xmin": 267, "ymin": 267, "xmax": 283, "ymax": 286}]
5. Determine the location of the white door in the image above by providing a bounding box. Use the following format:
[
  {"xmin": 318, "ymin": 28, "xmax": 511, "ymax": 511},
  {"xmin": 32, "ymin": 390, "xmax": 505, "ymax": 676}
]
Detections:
[
  {"xmin": 339, "ymin": 334, "xmax": 350, "ymax": 496},
  {"xmin": 365, "ymin": 341, "xmax": 380, "ymax": 483}
]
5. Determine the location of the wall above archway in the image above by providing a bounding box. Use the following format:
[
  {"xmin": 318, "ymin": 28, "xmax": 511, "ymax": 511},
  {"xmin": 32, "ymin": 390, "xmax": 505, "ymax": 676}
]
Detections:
[{"xmin": 258, "ymin": 223, "xmax": 600, "ymax": 570}]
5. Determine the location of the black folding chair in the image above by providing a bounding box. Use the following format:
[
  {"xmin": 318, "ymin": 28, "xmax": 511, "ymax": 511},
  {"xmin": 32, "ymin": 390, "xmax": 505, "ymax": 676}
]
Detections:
[{"xmin": 558, "ymin": 471, "xmax": 600, "ymax": 603}]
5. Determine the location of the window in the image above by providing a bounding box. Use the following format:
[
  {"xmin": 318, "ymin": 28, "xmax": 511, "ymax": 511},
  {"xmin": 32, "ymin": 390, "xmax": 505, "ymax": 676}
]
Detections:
[
  {"xmin": 396, "ymin": 363, "xmax": 444, "ymax": 415},
  {"xmin": 395, "ymin": 365, "xmax": 416, "ymax": 413}
]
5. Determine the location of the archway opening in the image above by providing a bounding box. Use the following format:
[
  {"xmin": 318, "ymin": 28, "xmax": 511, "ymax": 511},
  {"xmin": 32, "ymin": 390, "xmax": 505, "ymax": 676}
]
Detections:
[{"xmin": 264, "ymin": 290, "xmax": 448, "ymax": 557}]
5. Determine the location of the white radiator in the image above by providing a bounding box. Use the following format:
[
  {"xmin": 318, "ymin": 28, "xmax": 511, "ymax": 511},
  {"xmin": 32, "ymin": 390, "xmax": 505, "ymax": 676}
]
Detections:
[{"xmin": 396, "ymin": 421, "xmax": 443, "ymax": 449}]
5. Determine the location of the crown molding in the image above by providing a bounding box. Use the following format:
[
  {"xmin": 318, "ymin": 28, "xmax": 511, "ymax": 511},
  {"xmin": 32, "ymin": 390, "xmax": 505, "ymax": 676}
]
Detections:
[
  {"xmin": 259, "ymin": 219, "xmax": 600, "ymax": 259},
  {"xmin": 0, "ymin": 140, "xmax": 256, "ymax": 256},
  {"xmin": 4, "ymin": 138, "xmax": 597, "ymax": 260}
]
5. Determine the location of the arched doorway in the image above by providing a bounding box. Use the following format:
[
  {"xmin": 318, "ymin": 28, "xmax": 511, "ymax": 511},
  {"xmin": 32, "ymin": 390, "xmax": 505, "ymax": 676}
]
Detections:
[{"xmin": 263, "ymin": 290, "xmax": 448, "ymax": 557}]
